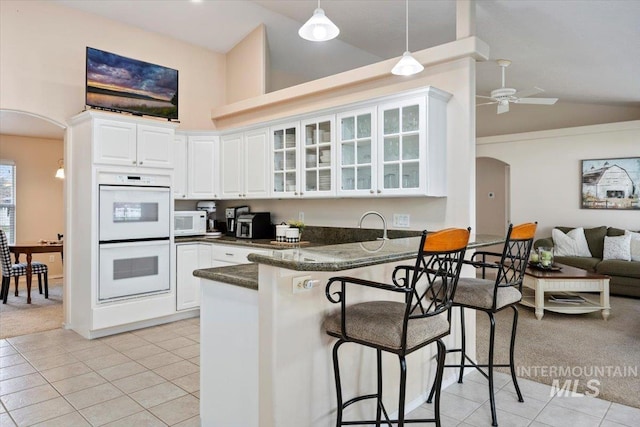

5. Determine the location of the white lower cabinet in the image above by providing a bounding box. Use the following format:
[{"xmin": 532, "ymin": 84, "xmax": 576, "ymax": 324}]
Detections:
[
  {"xmin": 176, "ymin": 243, "xmax": 212, "ymax": 311},
  {"xmin": 176, "ymin": 242, "xmax": 267, "ymax": 311}
]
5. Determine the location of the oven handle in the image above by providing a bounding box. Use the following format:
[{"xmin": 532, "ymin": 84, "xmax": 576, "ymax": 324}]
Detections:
[{"xmin": 99, "ymin": 237, "xmax": 170, "ymax": 245}]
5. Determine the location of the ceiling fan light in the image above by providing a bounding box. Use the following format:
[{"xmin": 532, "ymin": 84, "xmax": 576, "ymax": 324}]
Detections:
[
  {"xmin": 391, "ymin": 51, "xmax": 424, "ymax": 76},
  {"xmin": 298, "ymin": 8, "xmax": 339, "ymax": 42}
]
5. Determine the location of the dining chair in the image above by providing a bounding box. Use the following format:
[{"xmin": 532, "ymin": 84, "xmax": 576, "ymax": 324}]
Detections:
[
  {"xmin": 323, "ymin": 227, "xmax": 470, "ymax": 426},
  {"xmin": 0, "ymin": 230, "xmax": 50, "ymax": 304},
  {"xmin": 427, "ymin": 222, "xmax": 537, "ymax": 426}
]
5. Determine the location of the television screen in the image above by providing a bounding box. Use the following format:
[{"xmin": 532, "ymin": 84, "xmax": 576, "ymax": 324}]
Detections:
[{"xmin": 86, "ymin": 47, "xmax": 178, "ymax": 120}]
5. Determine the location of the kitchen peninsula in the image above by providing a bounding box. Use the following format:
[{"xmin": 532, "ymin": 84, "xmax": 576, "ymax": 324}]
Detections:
[{"xmin": 196, "ymin": 234, "xmax": 503, "ymax": 427}]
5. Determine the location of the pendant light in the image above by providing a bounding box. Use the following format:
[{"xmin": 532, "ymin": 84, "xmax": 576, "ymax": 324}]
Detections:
[
  {"xmin": 392, "ymin": 0, "xmax": 424, "ymax": 76},
  {"xmin": 55, "ymin": 159, "xmax": 65, "ymax": 179},
  {"xmin": 298, "ymin": 0, "xmax": 339, "ymax": 42}
]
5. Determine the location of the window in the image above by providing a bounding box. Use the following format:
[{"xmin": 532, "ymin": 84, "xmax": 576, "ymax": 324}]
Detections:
[{"xmin": 0, "ymin": 161, "xmax": 16, "ymax": 244}]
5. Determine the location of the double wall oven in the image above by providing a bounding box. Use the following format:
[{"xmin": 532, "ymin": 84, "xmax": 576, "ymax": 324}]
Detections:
[{"xmin": 98, "ymin": 173, "xmax": 171, "ymax": 302}]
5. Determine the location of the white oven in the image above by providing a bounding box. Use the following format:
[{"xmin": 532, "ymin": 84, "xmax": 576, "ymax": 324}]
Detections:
[
  {"xmin": 99, "ymin": 185, "xmax": 171, "ymax": 242},
  {"xmin": 98, "ymin": 172, "xmax": 172, "ymax": 302},
  {"xmin": 99, "ymin": 240, "xmax": 170, "ymax": 301}
]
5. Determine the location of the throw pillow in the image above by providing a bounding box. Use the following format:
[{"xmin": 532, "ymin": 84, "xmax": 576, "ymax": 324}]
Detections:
[
  {"xmin": 552, "ymin": 227, "xmax": 592, "ymax": 257},
  {"xmin": 624, "ymin": 230, "xmax": 640, "ymax": 262},
  {"xmin": 603, "ymin": 234, "xmax": 631, "ymax": 261}
]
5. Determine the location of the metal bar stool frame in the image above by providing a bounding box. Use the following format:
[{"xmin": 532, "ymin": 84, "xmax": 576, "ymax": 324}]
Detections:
[
  {"xmin": 427, "ymin": 222, "xmax": 536, "ymax": 426},
  {"xmin": 324, "ymin": 228, "xmax": 471, "ymax": 426}
]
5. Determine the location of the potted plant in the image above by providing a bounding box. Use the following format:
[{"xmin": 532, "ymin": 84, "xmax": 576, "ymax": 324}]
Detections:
[{"xmin": 288, "ymin": 220, "xmax": 305, "ymax": 240}]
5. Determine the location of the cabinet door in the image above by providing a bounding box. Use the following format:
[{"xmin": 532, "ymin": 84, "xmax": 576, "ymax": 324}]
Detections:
[
  {"xmin": 378, "ymin": 97, "xmax": 425, "ymax": 196},
  {"xmin": 137, "ymin": 125, "xmax": 174, "ymax": 168},
  {"xmin": 244, "ymin": 128, "xmax": 270, "ymax": 199},
  {"xmin": 220, "ymin": 133, "xmax": 244, "ymax": 199},
  {"xmin": 337, "ymin": 108, "xmax": 377, "ymax": 197},
  {"xmin": 188, "ymin": 136, "xmax": 219, "ymax": 199},
  {"xmin": 173, "ymin": 135, "xmax": 187, "ymax": 199},
  {"xmin": 271, "ymin": 122, "xmax": 299, "ymax": 198},
  {"xmin": 93, "ymin": 119, "xmax": 137, "ymax": 166},
  {"xmin": 300, "ymin": 116, "xmax": 335, "ymax": 198}
]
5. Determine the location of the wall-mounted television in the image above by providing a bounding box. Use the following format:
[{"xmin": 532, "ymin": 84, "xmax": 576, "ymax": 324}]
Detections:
[{"xmin": 86, "ymin": 47, "xmax": 178, "ymax": 120}]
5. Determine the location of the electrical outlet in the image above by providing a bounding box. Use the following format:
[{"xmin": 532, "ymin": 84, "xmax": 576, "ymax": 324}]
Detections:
[
  {"xmin": 299, "ymin": 211, "xmax": 304, "ymax": 222},
  {"xmin": 393, "ymin": 214, "xmax": 410, "ymax": 228},
  {"xmin": 49, "ymin": 255, "xmax": 55, "ymax": 262},
  {"xmin": 292, "ymin": 275, "xmax": 311, "ymax": 294}
]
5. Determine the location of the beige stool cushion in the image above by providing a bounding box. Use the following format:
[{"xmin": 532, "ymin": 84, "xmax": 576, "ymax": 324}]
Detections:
[
  {"xmin": 323, "ymin": 300, "xmax": 449, "ymax": 351},
  {"xmin": 453, "ymin": 278, "xmax": 522, "ymax": 310}
]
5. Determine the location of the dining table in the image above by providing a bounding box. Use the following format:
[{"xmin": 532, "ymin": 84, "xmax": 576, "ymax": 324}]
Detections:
[{"xmin": 9, "ymin": 241, "xmax": 63, "ymax": 304}]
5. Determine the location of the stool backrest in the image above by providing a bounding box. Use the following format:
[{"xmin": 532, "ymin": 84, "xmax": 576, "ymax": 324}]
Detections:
[
  {"xmin": 0, "ymin": 230, "xmax": 12, "ymax": 277},
  {"xmin": 495, "ymin": 222, "xmax": 537, "ymax": 292},
  {"xmin": 393, "ymin": 228, "xmax": 470, "ymax": 334}
]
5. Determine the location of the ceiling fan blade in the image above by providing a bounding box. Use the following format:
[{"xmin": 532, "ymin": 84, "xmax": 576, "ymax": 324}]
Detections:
[
  {"xmin": 514, "ymin": 86, "xmax": 544, "ymax": 99},
  {"xmin": 516, "ymin": 97, "xmax": 558, "ymax": 105},
  {"xmin": 497, "ymin": 103, "xmax": 509, "ymax": 114},
  {"xmin": 477, "ymin": 101, "xmax": 498, "ymax": 106},
  {"xmin": 476, "ymin": 95, "xmax": 495, "ymax": 100}
]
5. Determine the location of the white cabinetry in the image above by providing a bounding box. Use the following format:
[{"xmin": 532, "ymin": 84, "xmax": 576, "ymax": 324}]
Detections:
[
  {"xmin": 220, "ymin": 128, "xmax": 270, "ymax": 199},
  {"xmin": 173, "ymin": 134, "xmax": 219, "ymax": 199},
  {"xmin": 93, "ymin": 118, "xmax": 174, "ymax": 168},
  {"xmin": 337, "ymin": 107, "xmax": 377, "ymax": 197},
  {"xmin": 271, "ymin": 122, "xmax": 300, "ymax": 198},
  {"xmin": 176, "ymin": 243, "xmax": 212, "ymax": 311},
  {"xmin": 173, "ymin": 134, "xmax": 187, "ymax": 198},
  {"xmin": 300, "ymin": 116, "xmax": 335, "ymax": 197}
]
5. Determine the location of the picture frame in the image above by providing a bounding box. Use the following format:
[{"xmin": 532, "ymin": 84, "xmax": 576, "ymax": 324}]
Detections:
[{"xmin": 581, "ymin": 157, "xmax": 640, "ymax": 210}]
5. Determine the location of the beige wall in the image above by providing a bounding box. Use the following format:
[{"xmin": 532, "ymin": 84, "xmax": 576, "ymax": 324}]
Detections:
[
  {"xmin": 0, "ymin": 135, "xmax": 64, "ymax": 276},
  {"xmin": 477, "ymin": 120, "xmax": 640, "ymax": 238},
  {"xmin": 226, "ymin": 25, "xmax": 266, "ymax": 104},
  {"xmin": 0, "ymin": 0, "xmax": 225, "ymax": 130}
]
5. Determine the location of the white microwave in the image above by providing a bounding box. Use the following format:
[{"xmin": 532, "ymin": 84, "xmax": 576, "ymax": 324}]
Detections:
[{"xmin": 174, "ymin": 211, "xmax": 207, "ymax": 236}]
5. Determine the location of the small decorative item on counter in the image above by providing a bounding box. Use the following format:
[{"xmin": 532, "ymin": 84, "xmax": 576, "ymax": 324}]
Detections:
[
  {"xmin": 530, "ymin": 251, "xmax": 539, "ymax": 263},
  {"xmin": 287, "ymin": 220, "xmax": 305, "ymax": 240},
  {"xmin": 285, "ymin": 227, "xmax": 300, "ymax": 243},
  {"xmin": 276, "ymin": 223, "xmax": 290, "ymax": 242}
]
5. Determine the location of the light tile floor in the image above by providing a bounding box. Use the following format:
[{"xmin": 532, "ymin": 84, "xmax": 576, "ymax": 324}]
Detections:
[{"xmin": 1, "ymin": 319, "xmax": 639, "ymax": 426}]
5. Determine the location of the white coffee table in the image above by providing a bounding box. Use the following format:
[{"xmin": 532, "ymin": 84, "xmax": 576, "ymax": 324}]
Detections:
[{"xmin": 521, "ymin": 263, "xmax": 610, "ymax": 320}]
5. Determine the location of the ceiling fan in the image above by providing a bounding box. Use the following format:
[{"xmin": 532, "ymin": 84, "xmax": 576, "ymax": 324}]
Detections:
[{"xmin": 477, "ymin": 59, "xmax": 558, "ymax": 114}]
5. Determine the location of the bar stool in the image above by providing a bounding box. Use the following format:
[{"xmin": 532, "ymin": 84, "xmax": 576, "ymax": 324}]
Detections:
[
  {"xmin": 427, "ymin": 223, "xmax": 536, "ymax": 426},
  {"xmin": 323, "ymin": 228, "xmax": 470, "ymax": 426}
]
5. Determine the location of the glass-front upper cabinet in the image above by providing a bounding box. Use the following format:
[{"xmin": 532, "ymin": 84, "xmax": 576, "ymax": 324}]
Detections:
[
  {"xmin": 300, "ymin": 116, "xmax": 334, "ymax": 197},
  {"xmin": 378, "ymin": 97, "xmax": 426, "ymax": 196},
  {"xmin": 271, "ymin": 122, "xmax": 299, "ymax": 198},
  {"xmin": 337, "ymin": 107, "xmax": 376, "ymax": 197}
]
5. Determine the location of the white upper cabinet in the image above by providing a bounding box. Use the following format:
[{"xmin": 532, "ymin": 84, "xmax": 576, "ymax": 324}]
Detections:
[
  {"xmin": 300, "ymin": 116, "xmax": 335, "ymax": 198},
  {"xmin": 93, "ymin": 117, "xmax": 173, "ymax": 168},
  {"xmin": 173, "ymin": 134, "xmax": 187, "ymax": 199},
  {"xmin": 220, "ymin": 128, "xmax": 270, "ymax": 200},
  {"xmin": 377, "ymin": 97, "xmax": 425, "ymax": 196},
  {"xmin": 187, "ymin": 135, "xmax": 219, "ymax": 199},
  {"xmin": 271, "ymin": 122, "xmax": 300, "ymax": 198},
  {"xmin": 337, "ymin": 107, "xmax": 377, "ymax": 197}
]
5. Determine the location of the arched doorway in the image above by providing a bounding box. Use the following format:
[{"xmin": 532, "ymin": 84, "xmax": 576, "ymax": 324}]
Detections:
[
  {"xmin": 0, "ymin": 109, "xmax": 67, "ymax": 338},
  {"xmin": 476, "ymin": 156, "xmax": 510, "ymax": 236}
]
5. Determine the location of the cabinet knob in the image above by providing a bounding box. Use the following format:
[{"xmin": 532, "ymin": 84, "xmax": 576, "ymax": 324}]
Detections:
[
  {"xmin": 370, "ymin": 190, "xmax": 374, "ymax": 194},
  {"xmin": 132, "ymin": 161, "xmax": 137, "ymax": 165},
  {"xmin": 300, "ymin": 192, "xmax": 304, "ymax": 196},
  {"xmin": 377, "ymin": 189, "xmax": 382, "ymax": 194},
  {"xmin": 294, "ymin": 192, "xmax": 298, "ymax": 196},
  {"xmin": 239, "ymin": 194, "xmax": 242, "ymax": 197},
  {"xmin": 139, "ymin": 161, "xmax": 143, "ymax": 165}
]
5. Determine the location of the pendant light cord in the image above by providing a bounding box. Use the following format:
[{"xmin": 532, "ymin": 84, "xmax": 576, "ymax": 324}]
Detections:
[{"xmin": 405, "ymin": 0, "xmax": 409, "ymax": 52}]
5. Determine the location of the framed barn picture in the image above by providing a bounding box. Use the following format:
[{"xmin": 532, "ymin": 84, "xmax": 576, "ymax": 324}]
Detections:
[{"xmin": 581, "ymin": 157, "xmax": 640, "ymax": 209}]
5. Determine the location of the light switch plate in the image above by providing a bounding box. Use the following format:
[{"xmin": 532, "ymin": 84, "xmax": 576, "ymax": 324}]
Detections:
[{"xmin": 393, "ymin": 214, "xmax": 410, "ymax": 228}]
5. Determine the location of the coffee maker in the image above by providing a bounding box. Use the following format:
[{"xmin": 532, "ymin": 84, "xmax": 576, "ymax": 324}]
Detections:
[
  {"xmin": 225, "ymin": 206, "xmax": 249, "ymax": 236},
  {"xmin": 196, "ymin": 201, "xmax": 217, "ymax": 232}
]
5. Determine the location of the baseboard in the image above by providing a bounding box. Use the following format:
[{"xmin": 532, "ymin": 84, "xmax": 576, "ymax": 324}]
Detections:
[{"xmin": 83, "ymin": 309, "xmax": 200, "ymax": 339}]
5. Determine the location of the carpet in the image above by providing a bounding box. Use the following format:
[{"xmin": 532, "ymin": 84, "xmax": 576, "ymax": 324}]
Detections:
[
  {"xmin": 475, "ymin": 294, "xmax": 640, "ymax": 409},
  {"xmin": 0, "ymin": 278, "xmax": 64, "ymax": 339}
]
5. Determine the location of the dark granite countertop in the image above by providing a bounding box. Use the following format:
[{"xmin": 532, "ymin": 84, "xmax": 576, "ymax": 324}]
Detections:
[
  {"xmin": 194, "ymin": 263, "xmax": 259, "ymax": 290},
  {"xmin": 246, "ymin": 234, "xmax": 504, "ymax": 272},
  {"xmin": 195, "ymin": 234, "xmax": 505, "ymax": 289}
]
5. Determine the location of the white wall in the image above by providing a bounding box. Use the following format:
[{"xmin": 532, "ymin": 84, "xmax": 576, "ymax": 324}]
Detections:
[
  {"xmin": 0, "ymin": 0, "xmax": 224, "ymax": 130},
  {"xmin": 477, "ymin": 121, "xmax": 640, "ymax": 238}
]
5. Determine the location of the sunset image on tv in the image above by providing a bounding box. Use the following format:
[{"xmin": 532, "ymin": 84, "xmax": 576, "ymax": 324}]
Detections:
[{"xmin": 86, "ymin": 47, "xmax": 178, "ymax": 119}]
